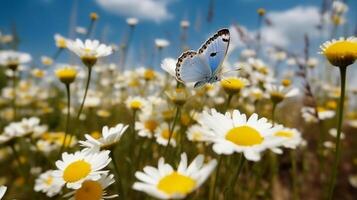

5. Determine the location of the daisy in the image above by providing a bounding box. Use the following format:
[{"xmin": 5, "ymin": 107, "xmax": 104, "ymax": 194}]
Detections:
[
  {"xmin": 319, "ymin": 37, "xmax": 357, "ymax": 67},
  {"xmin": 180, "ymin": 20, "xmax": 190, "ymax": 29},
  {"xmin": 34, "ymin": 170, "xmax": 63, "ymax": 197},
  {"xmin": 161, "ymin": 58, "xmax": 177, "ymax": 77},
  {"xmin": 65, "ymin": 173, "xmax": 118, "ymax": 200},
  {"xmin": 125, "ymin": 96, "xmax": 149, "ymax": 111},
  {"xmin": 126, "ymin": 17, "xmax": 139, "ymax": 26},
  {"xmin": 220, "ymin": 77, "xmax": 249, "ymax": 95},
  {"xmin": 136, "ymin": 112, "xmax": 160, "ymax": 138},
  {"xmin": 55, "ymin": 65, "xmax": 78, "ymax": 84},
  {"xmin": 79, "ymin": 123, "xmax": 129, "ymax": 152},
  {"xmin": 186, "ymin": 125, "xmax": 210, "ymax": 142},
  {"xmin": 54, "ymin": 150, "xmax": 111, "ymax": 189},
  {"xmin": 0, "ymin": 186, "xmax": 6, "ymax": 199},
  {"xmin": 54, "ymin": 34, "xmax": 68, "ymax": 49},
  {"xmin": 265, "ymin": 84, "xmax": 299, "ymax": 104},
  {"xmin": 155, "ymin": 123, "xmax": 178, "ymax": 147},
  {"xmin": 197, "ymin": 109, "xmax": 280, "ymax": 161},
  {"xmin": 270, "ymin": 125, "xmax": 303, "ymax": 154},
  {"xmin": 66, "ymin": 39, "xmax": 113, "ymax": 67},
  {"xmin": 0, "ymin": 50, "xmax": 31, "ymax": 70},
  {"xmin": 329, "ymin": 128, "xmax": 345, "ymax": 139},
  {"xmin": 133, "ymin": 153, "xmax": 217, "ymax": 199},
  {"xmin": 155, "ymin": 39, "xmax": 170, "ymax": 49}
]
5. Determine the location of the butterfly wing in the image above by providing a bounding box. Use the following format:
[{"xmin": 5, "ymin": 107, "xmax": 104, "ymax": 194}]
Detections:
[
  {"xmin": 176, "ymin": 51, "xmax": 211, "ymax": 83},
  {"xmin": 198, "ymin": 29, "xmax": 230, "ymax": 75}
]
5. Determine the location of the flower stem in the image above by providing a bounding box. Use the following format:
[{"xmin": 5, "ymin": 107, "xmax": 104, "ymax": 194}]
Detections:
[
  {"xmin": 110, "ymin": 150, "xmax": 124, "ymax": 200},
  {"xmin": 163, "ymin": 106, "xmax": 181, "ymax": 157},
  {"xmin": 225, "ymin": 153, "xmax": 245, "ymax": 198},
  {"xmin": 224, "ymin": 94, "xmax": 233, "ymax": 112},
  {"xmin": 290, "ymin": 150, "xmax": 298, "ymax": 200},
  {"xmin": 12, "ymin": 73, "xmax": 17, "ymax": 120},
  {"xmin": 272, "ymin": 102, "xmax": 277, "ymax": 125},
  {"xmin": 209, "ymin": 155, "xmax": 223, "ymax": 200},
  {"xmin": 327, "ymin": 66, "xmax": 347, "ymax": 199},
  {"xmin": 68, "ymin": 66, "xmax": 92, "ymax": 145},
  {"xmin": 58, "ymin": 84, "xmax": 71, "ymax": 156},
  {"xmin": 10, "ymin": 143, "xmax": 24, "ymax": 176}
]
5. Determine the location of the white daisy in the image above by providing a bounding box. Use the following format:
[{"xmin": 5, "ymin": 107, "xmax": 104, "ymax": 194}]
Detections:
[
  {"xmin": 135, "ymin": 113, "xmax": 160, "ymax": 138},
  {"xmin": 54, "ymin": 34, "xmax": 68, "ymax": 48},
  {"xmin": 65, "ymin": 173, "xmax": 118, "ymax": 200},
  {"xmin": 329, "ymin": 128, "xmax": 345, "ymax": 139},
  {"xmin": 0, "ymin": 186, "xmax": 6, "ymax": 200},
  {"xmin": 125, "ymin": 96, "xmax": 149, "ymax": 111},
  {"xmin": 126, "ymin": 17, "xmax": 139, "ymax": 26},
  {"xmin": 0, "ymin": 50, "xmax": 31, "ymax": 67},
  {"xmin": 66, "ymin": 39, "xmax": 113, "ymax": 61},
  {"xmin": 197, "ymin": 109, "xmax": 280, "ymax": 161},
  {"xmin": 265, "ymin": 84, "xmax": 299, "ymax": 103},
  {"xmin": 133, "ymin": 153, "xmax": 217, "ymax": 199},
  {"xmin": 155, "ymin": 123, "xmax": 178, "ymax": 147},
  {"xmin": 161, "ymin": 58, "xmax": 176, "ymax": 77},
  {"xmin": 155, "ymin": 39, "xmax": 170, "ymax": 49},
  {"xmin": 80, "ymin": 123, "xmax": 129, "ymax": 152},
  {"xmin": 34, "ymin": 170, "xmax": 63, "ymax": 197},
  {"xmin": 270, "ymin": 125, "xmax": 303, "ymax": 154},
  {"xmin": 54, "ymin": 150, "xmax": 111, "ymax": 189},
  {"xmin": 186, "ymin": 125, "xmax": 210, "ymax": 142}
]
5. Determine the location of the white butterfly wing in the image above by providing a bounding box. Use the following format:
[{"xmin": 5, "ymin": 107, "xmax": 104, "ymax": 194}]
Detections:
[
  {"xmin": 198, "ymin": 29, "xmax": 230, "ymax": 75},
  {"xmin": 176, "ymin": 51, "xmax": 211, "ymax": 83}
]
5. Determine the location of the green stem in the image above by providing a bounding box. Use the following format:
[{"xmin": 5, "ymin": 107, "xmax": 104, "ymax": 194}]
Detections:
[
  {"xmin": 224, "ymin": 94, "xmax": 233, "ymax": 112},
  {"xmin": 58, "ymin": 84, "xmax": 71, "ymax": 156},
  {"xmin": 68, "ymin": 66, "xmax": 92, "ymax": 144},
  {"xmin": 12, "ymin": 73, "xmax": 17, "ymax": 120},
  {"xmin": 10, "ymin": 143, "xmax": 24, "ymax": 176},
  {"xmin": 290, "ymin": 150, "xmax": 298, "ymax": 200},
  {"xmin": 225, "ymin": 153, "xmax": 246, "ymax": 198},
  {"xmin": 209, "ymin": 155, "xmax": 223, "ymax": 200},
  {"xmin": 327, "ymin": 66, "xmax": 347, "ymax": 200},
  {"xmin": 110, "ymin": 150, "xmax": 124, "ymax": 200},
  {"xmin": 163, "ymin": 106, "xmax": 181, "ymax": 157},
  {"xmin": 272, "ymin": 102, "xmax": 277, "ymax": 125}
]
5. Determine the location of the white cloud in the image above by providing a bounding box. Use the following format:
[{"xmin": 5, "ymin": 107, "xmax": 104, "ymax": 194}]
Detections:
[
  {"xmin": 262, "ymin": 6, "xmax": 322, "ymax": 47},
  {"xmin": 95, "ymin": 0, "xmax": 174, "ymax": 23}
]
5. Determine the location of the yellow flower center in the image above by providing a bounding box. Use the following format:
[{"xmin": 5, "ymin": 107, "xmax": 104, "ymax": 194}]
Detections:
[
  {"xmin": 322, "ymin": 40, "xmax": 357, "ymax": 67},
  {"xmin": 144, "ymin": 69, "xmax": 155, "ymax": 80},
  {"xmin": 270, "ymin": 92, "xmax": 284, "ymax": 104},
  {"xmin": 281, "ymin": 79, "xmax": 291, "ymax": 87},
  {"xmin": 225, "ymin": 126, "xmax": 264, "ymax": 146},
  {"xmin": 221, "ymin": 78, "xmax": 246, "ymax": 94},
  {"xmin": 144, "ymin": 119, "xmax": 158, "ymax": 133},
  {"xmin": 74, "ymin": 180, "xmax": 103, "ymax": 200},
  {"xmin": 326, "ymin": 100, "xmax": 337, "ymax": 110},
  {"xmin": 317, "ymin": 106, "xmax": 327, "ymax": 113},
  {"xmin": 130, "ymin": 100, "xmax": 142, "ymax": 110},
  {"xmin": 91, "ymin": 131, "xmax": 101, "ymax": 139},
  {"xmin": 161, "ymin": 129, "xmax": 175, "ymax": 140},
  {"xmin": 275, "ymin": 130, "xmax": 293, "ymax": 138},
  {"xmin": 192, "ymin": 132, "xmax": 202, "ymax": 141},
  {"xmin": 57, "ymin": 39, "xmax": 67, "ymax": 48},
  {"xmin": 157, "ymin": 172, "xmax": 196, "ymax": 195},
  {"xmin": 55, "ymin": 68, "xmax": 77, "ymax": 84},
  {"xmin": 63, "ymin": 160, "xmax": 91, "ymax": 183},
  {"xmin": 45, "ymin": 176, "xmax": 53, "ymax": 186}
]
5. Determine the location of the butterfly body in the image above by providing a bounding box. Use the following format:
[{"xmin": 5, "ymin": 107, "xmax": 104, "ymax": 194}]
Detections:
[{"xmin": 175, "ymin": 29, "xmax": 230, "ymax": 88}]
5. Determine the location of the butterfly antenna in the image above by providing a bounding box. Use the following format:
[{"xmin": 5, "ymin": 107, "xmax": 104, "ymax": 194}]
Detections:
[
  {"xmin": 221, "ymin": 67, "xmax": 241, "ymax": 75},
  {"xmin": 221, "ymin": 78, "xmax": 231, "ymax": 84}
]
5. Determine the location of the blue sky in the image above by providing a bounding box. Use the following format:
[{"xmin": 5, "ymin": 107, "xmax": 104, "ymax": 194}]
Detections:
[{"xmin": 0, "ymin": 0, "xmax": 356, "ymax": 66}]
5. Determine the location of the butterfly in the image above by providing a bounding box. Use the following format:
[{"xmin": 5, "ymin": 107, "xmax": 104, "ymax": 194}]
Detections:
[{"xmin": 175, "ymin": 28, "xmax": 230, "ymax": 88}]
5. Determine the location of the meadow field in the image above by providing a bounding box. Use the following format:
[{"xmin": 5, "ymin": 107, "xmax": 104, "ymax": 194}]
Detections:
[{"xmin": 0, "ymin": 0, "xmax": 356, "ymax": 199}]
